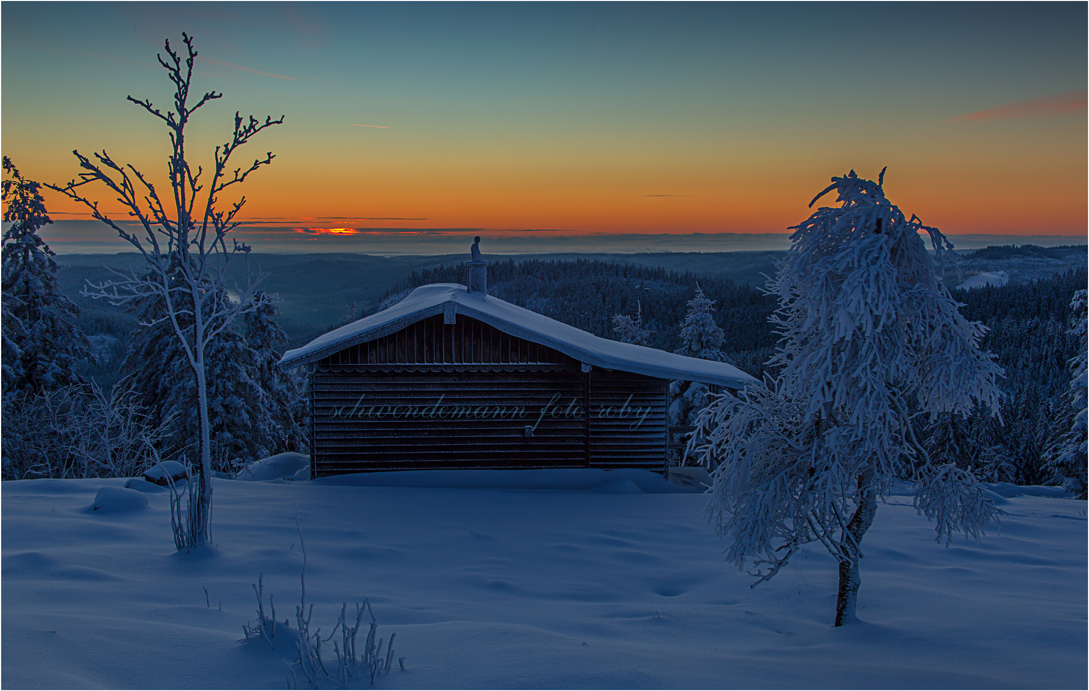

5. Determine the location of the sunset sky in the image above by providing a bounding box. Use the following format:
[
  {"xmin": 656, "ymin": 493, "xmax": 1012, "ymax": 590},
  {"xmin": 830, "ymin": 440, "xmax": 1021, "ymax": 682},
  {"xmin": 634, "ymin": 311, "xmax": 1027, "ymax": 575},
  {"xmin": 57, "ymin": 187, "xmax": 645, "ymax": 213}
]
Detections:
[{"xmin": 2, "ymin": 2, "xmax": 1086, "ymax": 253}]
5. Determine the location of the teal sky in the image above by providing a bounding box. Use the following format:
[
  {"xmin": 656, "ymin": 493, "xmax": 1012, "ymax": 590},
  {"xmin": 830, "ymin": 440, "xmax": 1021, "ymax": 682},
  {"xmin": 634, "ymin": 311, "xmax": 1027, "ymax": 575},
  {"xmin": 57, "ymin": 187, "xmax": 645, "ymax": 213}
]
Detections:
[{"xmin": 2, "ymin": 2, "xmax": 1086, "ymax": 253}]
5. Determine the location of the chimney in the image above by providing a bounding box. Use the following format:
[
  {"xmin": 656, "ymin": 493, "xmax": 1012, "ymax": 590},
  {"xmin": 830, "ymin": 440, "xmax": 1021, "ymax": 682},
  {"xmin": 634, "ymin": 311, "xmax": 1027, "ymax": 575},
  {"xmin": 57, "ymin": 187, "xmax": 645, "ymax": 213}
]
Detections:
[{"xmin": 465, "ymin": 235, "xmax": 488, "ymax": 295}]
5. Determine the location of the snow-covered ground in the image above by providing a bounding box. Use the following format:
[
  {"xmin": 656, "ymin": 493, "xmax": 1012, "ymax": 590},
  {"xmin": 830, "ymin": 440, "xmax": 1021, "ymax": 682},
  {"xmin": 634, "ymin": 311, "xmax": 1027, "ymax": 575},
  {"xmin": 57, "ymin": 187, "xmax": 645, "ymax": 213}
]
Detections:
[
  {"xmin": 957, "ymin": 271, "xmax": 1010, "ymax": 290},
  {"xmin": 2, "ymin": 470, "xmax": 1085, "ymax": 689}
]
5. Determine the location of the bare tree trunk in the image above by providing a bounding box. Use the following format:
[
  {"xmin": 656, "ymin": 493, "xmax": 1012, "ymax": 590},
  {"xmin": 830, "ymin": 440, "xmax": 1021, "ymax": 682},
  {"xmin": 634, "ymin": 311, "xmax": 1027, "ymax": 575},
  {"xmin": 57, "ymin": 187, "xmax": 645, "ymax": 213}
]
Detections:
[
  {"xmin": 194, "ymin": 342, "xmax": 213, "ymax": 547},
  {"xmin": 834, "ymin": 470, "xmax": 878, "ymax": 626}
]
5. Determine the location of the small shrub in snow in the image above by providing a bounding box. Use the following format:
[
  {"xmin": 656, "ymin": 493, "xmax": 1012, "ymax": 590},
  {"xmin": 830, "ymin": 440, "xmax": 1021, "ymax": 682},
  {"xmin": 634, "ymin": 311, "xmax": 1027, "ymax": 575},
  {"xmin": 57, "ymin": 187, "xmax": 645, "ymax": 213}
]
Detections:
[
  {"xmin": 243, "ymin": 512, "xmax": 402, "ymax": 687},
  {"xmin": 150, "ymin": 454, "xmax": 209, "ymax": 553},
  {"xmin": 2, "ymin": 382, "xmax": 172, "ymax": 481},
  {"xmin": 243, "ymin": 572, "xmax": 279, "ymax": 647}
]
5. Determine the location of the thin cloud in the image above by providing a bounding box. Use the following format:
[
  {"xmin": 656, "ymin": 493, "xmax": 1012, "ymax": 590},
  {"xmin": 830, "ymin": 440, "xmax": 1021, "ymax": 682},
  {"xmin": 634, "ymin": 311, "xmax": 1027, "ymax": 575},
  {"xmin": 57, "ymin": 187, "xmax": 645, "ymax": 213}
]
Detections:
[
  {"xmin": 240, "ymin": 217, "xmax": 426, "ymax": 226},
  {"xmin": 352, "ymin": 124, "xmax": 389, "ymax": 129},
  {"xmin": 950, "ymin": 90, "xmax": 1087, "ymax": 122},
  {"xmin": 201, "ymin": 56, "xmax": 294, "ymax": 81}
]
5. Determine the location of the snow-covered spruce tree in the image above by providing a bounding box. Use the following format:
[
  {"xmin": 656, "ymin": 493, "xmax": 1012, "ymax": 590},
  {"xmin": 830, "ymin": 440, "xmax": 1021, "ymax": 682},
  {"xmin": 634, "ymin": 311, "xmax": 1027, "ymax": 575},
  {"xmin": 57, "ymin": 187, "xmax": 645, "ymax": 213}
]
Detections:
[
  {"xmin": 612, "ymin": 300, "xmax": 652, "ymax": 346},
  {"xmin": 669, "ymin": 286, "xmax": 730, "ymax": 464},
  {"xmin": 139, "ymin": 285, "xmax": 270, "ymax": 475},
  {"xmin": 676, "ymin": 285, "xmax": 728, "ymax": 362},
  {"xmin": 1, "ymin": 157, "xmax": 90, "ymax": 395},
  {"xmin": 244, "ymin": 291, "xmax": 308, "ymax": 456},
  {"xmin": 1, "ymin": 287, "xmax": 25, "ymax": 416},
  {"xmin": 121, "ymin": 278, "xmax": 292, "ymax": 473},
  {"xmin": 116, "ymin": 255, "xmax": 201, "ymax": 461},
  {"xmin": 1045, "ymin": 289, "xmax": 1087, "ymax": 498},
  {"xmin": 49, "ymin": 34, "xmax": 281, "ymax": 549},
  {"xmin": 197, "ymin": 294, "xmax": 269, "ymax": 473},
  {"xmin": 923, "ymin": 407, "xmax": 1014, "ymax": 483},
  {"xmin": 0, "ymin": 286, "xmax": 27, "ymax": 476},
  {"xmin": 688, "ymin": 169, "xmax": 1004, "ymax": 626}
]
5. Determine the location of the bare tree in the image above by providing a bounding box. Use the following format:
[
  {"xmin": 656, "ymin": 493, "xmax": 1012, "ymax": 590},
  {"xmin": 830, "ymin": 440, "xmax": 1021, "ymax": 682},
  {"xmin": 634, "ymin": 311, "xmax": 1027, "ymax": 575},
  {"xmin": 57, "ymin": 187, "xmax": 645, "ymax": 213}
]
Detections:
[{"xmin": 49, "ymin": 33, "xmax": 283, "ymax": 549}]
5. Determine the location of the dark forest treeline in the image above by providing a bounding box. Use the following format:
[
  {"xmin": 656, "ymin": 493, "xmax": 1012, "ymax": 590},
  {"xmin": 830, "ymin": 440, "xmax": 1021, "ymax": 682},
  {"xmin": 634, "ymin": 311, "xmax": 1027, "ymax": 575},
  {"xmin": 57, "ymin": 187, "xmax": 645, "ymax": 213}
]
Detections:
[
  {"xmin": 11, "ymin": 241, "xmax": 1085, "ymax": 487},
  {"xmin": 384, "ymin": 258, "xmax": 780, "ymax": 377},
  {"xmin": 387, "ymin": 258, "xmax": 1086, "ymax": 485},
  {"xmin": 948, "ymin": 267, "xmax": 1087, "ymax": 484}
]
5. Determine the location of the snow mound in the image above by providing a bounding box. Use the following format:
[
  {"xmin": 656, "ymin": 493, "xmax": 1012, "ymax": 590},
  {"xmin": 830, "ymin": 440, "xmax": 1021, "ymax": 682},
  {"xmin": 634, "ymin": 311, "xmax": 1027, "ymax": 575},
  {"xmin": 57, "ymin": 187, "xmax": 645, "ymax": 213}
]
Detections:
[
  {"xmin": 667, "ymin": 465, "xmax": 713, "ymax": 490},
  {"xmin": 313, "ymin": 468, "xmax": 683, "ymax": 493},
  {"xmin": 957, "ymin": 271, "xmax": 1009, "ymax": 290},
  {"xmin": 983, "ymin": 482, "xmax": 1071, "ymax": 499},
  {"xmin": 123, "ymin": 478, "xmax": 167, "ymax": 494},
  {"xmin": 142, "ymin": 461, "xmax": 188, "ymax": 486},
  {"xmin": 236, "ymin": 452, "xmax": 310, "ymax": 481},
  {"xmin": 90, "ymin": 487, "xmax": 149, "ymax": 513}
]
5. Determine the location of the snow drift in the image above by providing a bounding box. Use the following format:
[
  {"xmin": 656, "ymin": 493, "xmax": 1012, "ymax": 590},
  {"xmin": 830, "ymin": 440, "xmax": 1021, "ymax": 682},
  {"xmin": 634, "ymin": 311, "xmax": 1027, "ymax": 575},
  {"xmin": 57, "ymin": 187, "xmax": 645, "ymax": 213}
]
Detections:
[{"xmin": 2, "ymin": 472, "xmax": 1085, "ymax": 689}]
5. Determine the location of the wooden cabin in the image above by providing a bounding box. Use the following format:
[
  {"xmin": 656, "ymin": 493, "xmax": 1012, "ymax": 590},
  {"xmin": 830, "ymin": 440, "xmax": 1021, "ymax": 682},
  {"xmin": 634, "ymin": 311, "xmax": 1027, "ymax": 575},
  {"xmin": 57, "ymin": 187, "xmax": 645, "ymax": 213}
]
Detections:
[{"xmin": 278, "ymin": 250, "xmax": 757, "ymax": 478}]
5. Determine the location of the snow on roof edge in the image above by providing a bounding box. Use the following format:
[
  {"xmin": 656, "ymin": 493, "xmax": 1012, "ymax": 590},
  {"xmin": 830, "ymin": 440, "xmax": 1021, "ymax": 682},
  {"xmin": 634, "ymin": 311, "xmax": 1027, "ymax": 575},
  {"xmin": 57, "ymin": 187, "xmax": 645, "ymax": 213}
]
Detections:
[{"xmin": 279, "ymin": 283, "xmax": 759, "ymax": 389}]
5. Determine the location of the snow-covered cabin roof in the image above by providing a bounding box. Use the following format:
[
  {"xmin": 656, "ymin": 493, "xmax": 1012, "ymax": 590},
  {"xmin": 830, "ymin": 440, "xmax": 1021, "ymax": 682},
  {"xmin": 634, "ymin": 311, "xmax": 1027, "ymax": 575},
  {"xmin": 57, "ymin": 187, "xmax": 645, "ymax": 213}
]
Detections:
[{"xmin": 279, "ymin": 283, "xmax": 759, "ymax": 389}]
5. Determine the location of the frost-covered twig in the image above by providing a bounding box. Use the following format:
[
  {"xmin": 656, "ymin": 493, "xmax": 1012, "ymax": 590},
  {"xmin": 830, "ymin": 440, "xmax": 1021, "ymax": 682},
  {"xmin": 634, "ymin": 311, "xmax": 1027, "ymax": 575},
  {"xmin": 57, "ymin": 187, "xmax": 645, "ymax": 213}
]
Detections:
[
  {"xmin": 242, "ymin": 572, "xmax": 277, "ymax": 649},
  {"xmin": 243, "ymin": 511, "xmax": 403, "ymax": 687}
]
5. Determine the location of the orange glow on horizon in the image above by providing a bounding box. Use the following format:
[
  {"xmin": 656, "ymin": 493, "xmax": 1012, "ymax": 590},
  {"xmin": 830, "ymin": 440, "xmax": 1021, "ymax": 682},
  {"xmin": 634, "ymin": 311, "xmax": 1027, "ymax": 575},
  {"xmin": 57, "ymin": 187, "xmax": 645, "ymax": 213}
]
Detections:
[{"xmin": 294, "ymin": 227, "xmax": 360, "ymax": 236}]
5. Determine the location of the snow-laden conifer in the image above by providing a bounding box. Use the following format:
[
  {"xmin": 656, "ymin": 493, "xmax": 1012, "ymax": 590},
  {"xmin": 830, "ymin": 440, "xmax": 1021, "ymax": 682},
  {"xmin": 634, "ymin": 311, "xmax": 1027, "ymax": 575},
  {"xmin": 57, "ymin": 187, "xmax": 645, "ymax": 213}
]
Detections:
[
  {"xmin": 1, "ymin": 157, "xmax": 89, "ymax": 395},
  {"xmin": 244, "ymin": 291, "xmax": 308, "ymax": 458},
  {"xmin": 121, "ymin": 279, "xmax": 277, "ymax": 473},
  {"xmin": 1045, "ymin": 289, "xmax": 1087, "ymax": 498},
  {"xmin": 669, "ymin": 286, "xmax": 729, "ymax": 463},
  {"xmin": 688, "ymin": 169, "xmax": 1004, "ymax": 626},
  {"xmin": 676, "ymin": 285, "xmax": 728, "ymax": 362},
  {"xmin": 198, "ymin": 311, "xmax": 268, "ymax": 473},
  {"xmin": 923, "ymin": 408, "xmax": 1014, "ymax": 483},
  {"xmin": 1, "ymin": 288, "xmax": 25, "ymax": 415},
  {"xmin": 612, "ymin": 300, "xmax": 652, "ymax": 346}
]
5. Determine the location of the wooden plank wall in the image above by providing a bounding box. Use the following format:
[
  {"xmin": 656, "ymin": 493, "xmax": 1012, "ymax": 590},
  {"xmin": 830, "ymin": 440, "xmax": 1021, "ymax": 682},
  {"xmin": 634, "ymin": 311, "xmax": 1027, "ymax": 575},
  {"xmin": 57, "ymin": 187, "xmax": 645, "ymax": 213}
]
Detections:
[
  {"xmin": 310, "ymin": 314, "xmax": 668, "ymax": 476},
  {"xmin": 312, "ymin": 369, "xmax": 586, "ymax": 474},
  {"xmin": 589, "ymin": 370, "xmax": 668, "ymax": 471}
]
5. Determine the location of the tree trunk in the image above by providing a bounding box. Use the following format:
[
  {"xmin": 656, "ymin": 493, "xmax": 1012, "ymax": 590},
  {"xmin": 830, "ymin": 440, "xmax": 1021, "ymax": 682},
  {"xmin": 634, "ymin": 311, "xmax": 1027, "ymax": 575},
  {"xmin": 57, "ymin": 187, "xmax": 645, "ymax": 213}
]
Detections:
[
  {"xmin": 193, "ymin": 339, "xmax": 213, "ymax": 548},
  {"xmin": 834, "ymin": 470, "xmax": 878, "ymax": 626}
]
